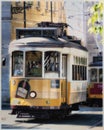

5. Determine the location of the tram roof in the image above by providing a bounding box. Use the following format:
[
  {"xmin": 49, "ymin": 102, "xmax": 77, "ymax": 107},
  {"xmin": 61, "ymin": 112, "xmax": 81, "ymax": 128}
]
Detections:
[
  {"xmin": 16, "ymin": 27, "xmax": 58, "ymax": 30},
  {"xmin": 10, "ymin": 37, "xmax": 88, "ymax": 51}
]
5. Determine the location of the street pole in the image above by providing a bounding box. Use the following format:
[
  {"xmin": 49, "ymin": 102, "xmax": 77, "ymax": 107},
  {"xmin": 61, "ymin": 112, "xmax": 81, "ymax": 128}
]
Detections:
[
  {"xmin": 23, "ymin": 1, "xmax": 26, "ymax": 28},
  {"xmin": 50, "ymin": 1, "xmax": 53, "ymax": 23}
]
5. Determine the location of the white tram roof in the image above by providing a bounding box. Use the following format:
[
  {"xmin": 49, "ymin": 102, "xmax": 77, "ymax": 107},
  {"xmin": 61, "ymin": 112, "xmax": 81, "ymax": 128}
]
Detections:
[
  {"xmin": 9, "ymin": 37, "xmax": 88, "ymax": 51},
  {"xmin": 16, "ymin": 27, "xmax": 58, "ymax": 30}
]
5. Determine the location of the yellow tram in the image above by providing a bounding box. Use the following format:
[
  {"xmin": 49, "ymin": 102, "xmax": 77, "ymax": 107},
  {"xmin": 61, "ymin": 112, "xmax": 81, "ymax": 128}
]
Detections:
[{"xmin": 9, "ymin": 27, "xmax": 88, "ymax": 118}]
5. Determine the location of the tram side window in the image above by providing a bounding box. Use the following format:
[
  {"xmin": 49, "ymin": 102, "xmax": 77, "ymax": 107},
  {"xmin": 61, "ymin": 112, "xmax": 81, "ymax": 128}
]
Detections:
[
  {"xmin": 26, "ymin": 51, "xmax": 42, "ymax": 77},
  {"xmin": 99, "ymin": 69, "xmax": 102, "ymax": 82},
  {"xmin": 72, "ymin": 65, "xmax": 87, "ymax": 80},
  {"xmin": 83, "ymin": 66, "xmax": 87, "ymax": 80},
  {"xmin": 72, "ymin": 65, "xmax": 75, "ymax": 80},
  {"xmin": 72, "ymin": 65, "xmax": 77, "ymax": 80},
  {"xmin": 44, "ymin": 51, "xmax": 60, "ymax": 72},
  {"xmin": 90, "ymin": 69, "xmax": 97, "ymax": 82},
  {"xmin": 12, "ymin": 51, "xmax": 23, "ymax": 76},
  {"xmin": 80, "ymin": 66, "xmax": 83, "ymax": 80}
]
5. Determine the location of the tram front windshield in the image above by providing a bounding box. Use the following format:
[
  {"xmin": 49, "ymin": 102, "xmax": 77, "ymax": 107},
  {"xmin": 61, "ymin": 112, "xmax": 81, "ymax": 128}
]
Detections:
[
  {"xmin": 12, "ymin": 51, "xmax": 23, "ymax": 76},
  {"xmin": 26, "ymin": 51, "xmax": 42, "ymax": 77},
  {"xmin": 90, "ymin": 68, "xmax": 102, "ymax": 82},
  {"xmin": 12, "ymin": 51, "xmax": 60, "ymax": 77}
]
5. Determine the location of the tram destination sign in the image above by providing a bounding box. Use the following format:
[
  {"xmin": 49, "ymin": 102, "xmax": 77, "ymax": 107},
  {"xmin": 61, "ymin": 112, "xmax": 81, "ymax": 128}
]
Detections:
[{"xmin": 93, "ymin": 56, "xmax": 102, "ymax": 63}]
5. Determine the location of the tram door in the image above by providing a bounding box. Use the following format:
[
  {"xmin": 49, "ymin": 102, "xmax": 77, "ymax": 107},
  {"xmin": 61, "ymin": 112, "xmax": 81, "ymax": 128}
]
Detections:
[{"xmin": 61, "ymin": 55, "xmax": 67, "ymax": 103}]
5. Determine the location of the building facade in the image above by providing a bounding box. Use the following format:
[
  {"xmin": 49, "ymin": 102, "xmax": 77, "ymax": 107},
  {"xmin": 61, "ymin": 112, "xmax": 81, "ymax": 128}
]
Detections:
[
  {"xmin": 2, "ymin": 1, "xmax": 11, "ymax": 106},
  {"xmin": 64, "ymin": 0, "xmax": 85, "ymax": 45},
  {"xmin": 64, "ymin": 0, "xmax": 103, "ymax": 64},
  {"xmin": 11, "ymin": 0, "xmax": 66, "ymax": 40},
  {"xmin": 83, "ymin": 0, "xmax": 103, "ymax": 63}
]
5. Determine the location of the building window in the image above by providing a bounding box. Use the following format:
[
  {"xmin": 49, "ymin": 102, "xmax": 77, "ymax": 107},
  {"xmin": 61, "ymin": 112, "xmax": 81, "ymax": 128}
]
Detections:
[
  {"xmin": 15, "ymin": 2, "xmax": 21, "ymax": 7},
  {"xmin": 53, "ymin": 1, "xmax": 56, "ymax": 12},
  {"xmin": 45, "ymin": 0, "xmax": 48, "ymax": 10},
  {"xmin": 36, "ymin": 0, "xmax": 40, "ymax": 9},
  {"xmin": 26, "ymin": 1, "xmax": 33, "ymax": 6}
]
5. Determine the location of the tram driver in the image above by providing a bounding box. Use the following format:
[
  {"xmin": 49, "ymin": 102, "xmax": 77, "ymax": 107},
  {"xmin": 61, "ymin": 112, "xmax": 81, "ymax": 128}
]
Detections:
[{"xmin": 14, "ymin": 64, "xmax": 23, "ymax": 76}]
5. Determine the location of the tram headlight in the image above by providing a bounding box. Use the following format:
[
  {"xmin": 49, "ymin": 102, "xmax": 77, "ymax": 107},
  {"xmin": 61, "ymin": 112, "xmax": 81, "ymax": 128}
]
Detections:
[
  {"xmin": 12, "ymin": 80, "xmax": 16, "ymax": 85},
  {"xmin": 29, "ymin": 91, "xmax": 37, "ymax": 98}
]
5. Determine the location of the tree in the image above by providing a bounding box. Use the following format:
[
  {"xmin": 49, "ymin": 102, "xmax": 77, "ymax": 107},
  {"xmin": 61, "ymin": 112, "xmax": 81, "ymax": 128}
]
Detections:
[{"xmin": 88, "ymin": 1, "xmax": 104, "ymax": 43}]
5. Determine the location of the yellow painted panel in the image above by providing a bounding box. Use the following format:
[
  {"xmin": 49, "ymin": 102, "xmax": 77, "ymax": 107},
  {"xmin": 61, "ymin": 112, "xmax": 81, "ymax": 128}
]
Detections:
[
  {"xmin": 88, "ymin": 83, "xmax": 102, "ymax": 99},
  {"xmin": 11, "ymin": 98, "xmax": 61, "ymax": 107},
  {"xmin": 89, "ymin": 95, "xmax": 102, "ymax": 99},
  {"xmin": 10, "ymin": 78, "xmax": 61, "ymax": 107},
  {"xmin": 10, "ymin": 79, "xmax": 20, "ymax": 98},
  {"xmin": 10, "ymin": 78, "xmax": 87, "ymax": 106},
  {"xmin": 67, "ymin": 82, "xmax": 70, "ymax": 104},
  {"xmin": 60, "ymin": 79, "xmax": 67, "ymax": 103}
]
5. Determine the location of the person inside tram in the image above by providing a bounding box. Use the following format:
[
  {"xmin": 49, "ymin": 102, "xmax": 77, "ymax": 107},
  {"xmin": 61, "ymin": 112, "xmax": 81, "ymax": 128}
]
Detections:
[
  {"xmin": 99, "ymin": 70, "xmax": 102, "ymax": 82},
  {"xmin": 91, "ymin": 70, "xmax": 97, "ymax": 82},
  {"xmin": 14, "ymin": 64, "xmax": 23, "ymax": 76}
]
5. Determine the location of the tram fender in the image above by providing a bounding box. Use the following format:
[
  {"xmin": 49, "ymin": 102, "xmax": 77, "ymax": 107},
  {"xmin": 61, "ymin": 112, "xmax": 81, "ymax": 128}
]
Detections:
[{"xmin": 71, "ymin": 103, "xmax": 79, "ymax": 110}]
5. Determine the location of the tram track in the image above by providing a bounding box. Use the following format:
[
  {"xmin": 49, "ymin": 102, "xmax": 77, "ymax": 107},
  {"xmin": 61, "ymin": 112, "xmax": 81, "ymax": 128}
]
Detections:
[
  {"xmin": 14, "ymin": 112, "xmax": 102, "ymax": 129},
  {"xmin": 87, "ymin": 120, "xmax": 102, "ymax": 129},
  {"xmin": 1, "ymin": 106, "xmax": 102, "ymax": 129}
]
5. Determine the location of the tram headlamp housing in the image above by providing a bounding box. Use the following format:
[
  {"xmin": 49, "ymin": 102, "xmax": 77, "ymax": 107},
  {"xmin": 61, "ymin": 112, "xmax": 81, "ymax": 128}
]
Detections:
[
  {"xmin": 12, "ymin": 80, "xmax": 16, "ymax": 85},
  {"xmin": 30, "ymin": 91, "xmax": 37, "ymax": 98}
]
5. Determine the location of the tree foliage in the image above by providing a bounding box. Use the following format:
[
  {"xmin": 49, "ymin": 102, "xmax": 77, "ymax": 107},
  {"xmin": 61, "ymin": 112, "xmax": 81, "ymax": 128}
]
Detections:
[{"xmin": 88, "ymin": 1, "xmax": 104, "ymax": 42}]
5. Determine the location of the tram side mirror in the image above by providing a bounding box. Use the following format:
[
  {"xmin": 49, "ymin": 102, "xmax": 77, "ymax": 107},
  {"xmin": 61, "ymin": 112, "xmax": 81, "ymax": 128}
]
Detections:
[{"xmin": 2, "ymin": 57, "xmax": 6, "ymax": 66}]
